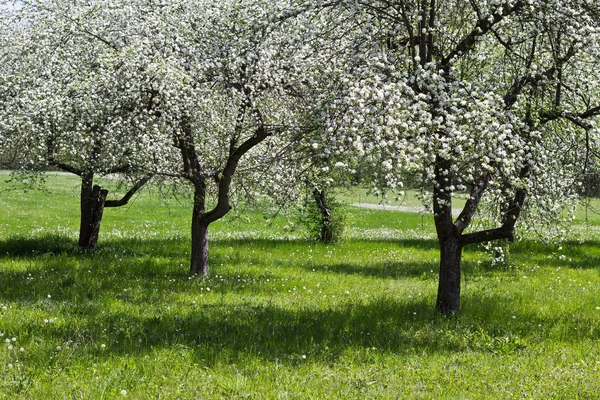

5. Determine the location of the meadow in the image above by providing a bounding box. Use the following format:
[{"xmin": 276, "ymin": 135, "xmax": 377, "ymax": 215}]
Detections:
[{"xmin": 0, "ymin": 173, "xmax": 599, "ymax": 399}]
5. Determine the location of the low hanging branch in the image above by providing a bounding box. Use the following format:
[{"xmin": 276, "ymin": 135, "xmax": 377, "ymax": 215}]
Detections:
[
  {"xmin": 202, "ymin": 125, "xmax": 272, "ymax": 224},
  {"xmin": 454, "ymin": 165, "xmax": 529, "ymax": 247},
  {"xmin": 104, "ymin": 174, "xmax": 153, "ymax": 207},
  {"xmin": 460, "ymin": 188, "xmax": 526, "ymax": 246}
]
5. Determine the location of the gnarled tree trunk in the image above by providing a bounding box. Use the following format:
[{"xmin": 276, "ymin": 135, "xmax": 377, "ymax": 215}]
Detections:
[
  {"xmin": 436, "ymin": 234, "xmax": 462, "ymax": 314},
  {"xmin": 78, "ymin": 173, "xmax": 152, "ymax": 249},
  {"xmin": 433, "ymin": 156, "xmax": 462, "ymax": 315},
  {"xmin": 190, "ymin": 186, "xmax": 210, "ymax": 276},
  {"xmin": 177, "ymin": 112, "xmax": 270, "ymax": 276},
  {"xmin": 87, "ymin": 185, "xmax": 108, "ymax": 249},
  {"xmin": 78, "ymin": 173, "xmax": 96, "ymax": 248},
  {"xmin": 79, "ymin": 181, "xmax": 109, "ymax": 249},
  {"xmin": 432, "ymin": 158, "xmax": 526, "ymax": 315}
]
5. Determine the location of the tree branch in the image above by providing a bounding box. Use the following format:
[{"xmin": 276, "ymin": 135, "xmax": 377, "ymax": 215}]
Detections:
[
  {"xmin": 104, "ymin": 174, "xmax": 153, "ymax": 207},
  {"xmin": 442, "ymin": 1, "xmax": 526, "ymax": 66},
  {"xmin": 201, "ymin": 124, "xmax": 272, "ymax": 224},
  {"xmin": 49, "ymin": 160, "xmax": 82, "ymax": 176},
  {"xmin": 460, "ymin": 187, "xmax": 525, "ymax": 246},
  {"xmin": 455, "ymin": 173, "xmax": 491, "ymax": 233},
  {"xmin": 504, "ymin": 41, "xmax": 578, "ymax": 108},
  {"xmin": 540, "ymin": 104, "xmax": 600, "ymax": 129},
  {"xmin": 107, "ymin": 164, "xmax": 132, "ymax": 174}
]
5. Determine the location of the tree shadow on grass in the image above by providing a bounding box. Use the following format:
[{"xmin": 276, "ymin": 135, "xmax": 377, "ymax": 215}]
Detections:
[
  {"xmin": 0, "ymin": 233, "xmax": 438, "ymax": 257},
  {"xmin": 0, "ymin": 255, "xmax": 435, "ymax": 307},
  {"xmin": 211, "ymin": 237, "xmax": 440, "ymax": 252},
  {"xmin": 0, "ymin": 234, "xmax": 189, "ymax": 259},
  {"xmin": 462, "ymin": 290, "xmax": 600, "ymax": 343},
  {"xmin": 2, "ymin": 232, "xmax": 599, "ymax": 265},
  {"xmin": 0, "ymin": 245, "xmax": 451, "ymax": 362},
  {"xmin": 1, "ymin": 239, "xmax": 597, "ymax": 369},
  {"xmin": 11, "ymin": 289, "xmax": 599, "ymax": 369},
  {"xmin": 11, "ymin": 294, "xmax": 460, "ymax": 366},
  {"xmin": 207, "ymin": 237, "xmax": 440, "ymax": 280},
  {"xmin": 0, "ymin": 234, "xmax": 441, "ymax": 279},
  {"xmin": 297, "ymin": 260, "xmax": 438, "ymax": 279},
  {"xmin": 2, "ymin": 234, "xmax": 597, "ymax": 295},
  {"xmin": 0, "ymin": 234, "xmax": 79, "ymax": 257},
  {"xmin": 106, "ymin": 298, "xmax": 447, "ymax": 363}
]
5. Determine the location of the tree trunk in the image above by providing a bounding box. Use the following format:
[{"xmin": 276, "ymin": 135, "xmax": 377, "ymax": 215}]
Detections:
[
  {"xmin": 436, "ymin": 233, "xmax": 463, "ymax": 315},
  {"xmin": 77, "ymin": 173, "xmax": 150, "ymax": 249},
  {"xmin": 312, "ymin": 188, "xmax": 332, "ymax": 243},
  {"xmin": 433, "ymin": 156, "xmax": 462, "ymax": 315},
  {"xmin": 78, "ymin": 173, "xmax": 95, "ymax": 248},
  {"xmin": 190, "ymin": 217, "xmax": 209, "ymax": 276},
  {"xmin": 190, "ymin": 186, "xmax": 209, "ymax": 276},
  {"xmin": 87, "ymin": 186, "xmax": 108, "ymax": 249},
  {"xmin": 177, "ymin": 117, "xmax": 268, "ymax": 276},
  {"xmin": 78, "ymin": 177, "xmax": 109, "ymax": 249}
]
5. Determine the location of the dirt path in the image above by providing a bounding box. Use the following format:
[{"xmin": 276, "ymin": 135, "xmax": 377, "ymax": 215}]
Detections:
[
  {"xmin": 352, "ymin": 203, "xmax": 429, "ymax": 213},
  {"xmin": 351, "ymin": 202, "xmax": 461, "ymax": 216}
]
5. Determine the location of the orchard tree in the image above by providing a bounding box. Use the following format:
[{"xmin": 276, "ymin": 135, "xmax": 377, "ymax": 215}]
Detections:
[
  {"xmin": 116, "ymin": 0, "xmax": 331, "ymax": 275},
  {"xmin": 0, "ymin": 2, "xmax": 20, "ymax": 166},
  {"xmin": 315, "ymin": 0, "xmax": 600, "ymax": 314},
  {"xmin": 3, "ymin": 1, "xmax": 157, "ymax": 248}
]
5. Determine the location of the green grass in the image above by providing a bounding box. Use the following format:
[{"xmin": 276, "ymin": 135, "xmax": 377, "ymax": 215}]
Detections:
[
  {"xmin": 336, "ymin": 186, "xmax": 466, "ymax": 209},
  {"xmin": 0, "ymin": 173, "xmax": 599, "ymax": 399}
]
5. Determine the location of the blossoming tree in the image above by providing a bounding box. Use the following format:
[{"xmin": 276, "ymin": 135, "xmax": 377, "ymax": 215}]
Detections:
[
  {"xmin": 97, "ymin": 0, "xmax": 332, "ymax": 275},
  {"xmin": 317, "ymin": 0, "xmax": 600, "ymax": 314},
  {"xmin": 1, "ymin": 1, "xmax": 160, "ymax": 248}
]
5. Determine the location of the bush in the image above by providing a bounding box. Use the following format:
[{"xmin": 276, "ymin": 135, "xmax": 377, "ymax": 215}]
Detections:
[{"xmin": 299, "ymin": 189, "xmax": 347, "ymax": 244}]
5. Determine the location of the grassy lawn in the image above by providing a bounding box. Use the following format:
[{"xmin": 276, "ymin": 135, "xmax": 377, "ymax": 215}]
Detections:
[{"xmin": 0, "ymin": 173, "xmax": 599, "ymax": 399}]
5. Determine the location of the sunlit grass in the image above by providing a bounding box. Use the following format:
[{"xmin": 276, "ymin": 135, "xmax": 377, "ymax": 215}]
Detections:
[{"xmin": 0, "ymin": 173, "xmax": 599, "ymax": 398}]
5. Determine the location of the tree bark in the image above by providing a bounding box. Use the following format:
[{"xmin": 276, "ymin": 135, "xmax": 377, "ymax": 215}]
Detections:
[
  {"xmin": 436, "ymin": 233, "xmax": 462, "ymax": 315},
  {"xmin": 190, "ymin": 215, "xmax": 209, "ymax": 276},
  {"xmin": 190, "ymin": 184, "xmax": 210, "ymax": 276},
  {"xmin": 87, "ymin": 186, "xmax": 108, "ymax": 249},
  {"xmin": 432, "ymin": 156, "xmax": 462, "ymax": 315},
  {"xmin": 78, "ymin": 174, "xmax": 149, "ymax": 249},
  {"xmin": 432, "ymin": 164, "xmax": 526, "ymax": 314},
  {"xmin": 78, "ymin": 173, "xmax": 95, "ymax": 248},
  {"xmin": 175, "ymin": 104, "xmax": 270, "ymax": 276},
  {"xmin": 312, "ymin": 188, "xmax": 332, "ymax": 243},
  {"xmin": 79, "ymin": 180, "xmax": 109, "ymax": 249}
]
